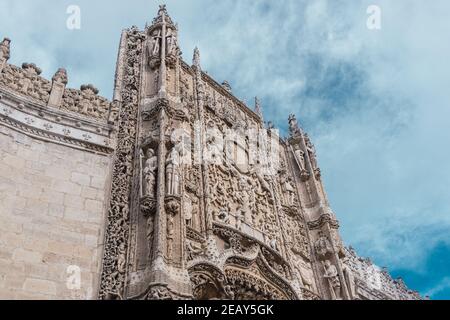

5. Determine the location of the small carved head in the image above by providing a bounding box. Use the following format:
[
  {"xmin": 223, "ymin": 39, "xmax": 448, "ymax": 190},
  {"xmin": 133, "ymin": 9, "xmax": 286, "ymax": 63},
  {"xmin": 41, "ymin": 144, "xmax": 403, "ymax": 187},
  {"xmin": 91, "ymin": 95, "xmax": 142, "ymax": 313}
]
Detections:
[{"xmin": 146, "ymin": 148, "xmax": 155, "ymax": 158}]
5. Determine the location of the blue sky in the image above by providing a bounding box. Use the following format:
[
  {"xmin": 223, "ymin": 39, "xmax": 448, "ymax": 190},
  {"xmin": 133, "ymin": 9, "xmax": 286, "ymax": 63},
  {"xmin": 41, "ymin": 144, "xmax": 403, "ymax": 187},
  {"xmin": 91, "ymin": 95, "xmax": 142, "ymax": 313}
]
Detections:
[{"xmin": 1, "ymin": 0, "xmax": 449, "ymax": 299}]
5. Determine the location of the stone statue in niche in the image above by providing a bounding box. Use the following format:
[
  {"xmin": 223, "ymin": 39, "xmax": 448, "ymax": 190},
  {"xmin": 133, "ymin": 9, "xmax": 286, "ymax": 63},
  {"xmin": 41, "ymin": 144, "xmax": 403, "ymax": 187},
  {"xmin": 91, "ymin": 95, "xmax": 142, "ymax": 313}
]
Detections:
[
  {"xmin": 142, "ymin": 148, "xmax": 158, "ymax": 198},
  {"xmin": 117, "ymin": 242, "xmax": 127, "ymax": 274},
  {"xmin": 281, "ymin": 175, "xmax": 296, "ymax": 206},
  {"xmin": 184, "ymin": 195, "xmax": 193, "ymax": 227},
  {"xmin": 292, "ymin": 257, "xmax": 313, "ymax": 290},
  {"xmin": 235, "ymin": 177, "xmax": 253, "ymax": 225},
  {"xmin": 314, "ymin": 231, "xmax": 333, "ymax": 260},
  {"xmin": 148, "ymin": 29, "xmax": 161, "ymax": 58},
  {"xmin": 166, "ymin": 145, "xmax": 181, "ymax": 196},
  {"xmin": 184, "ymin": 195, "xmax": 199, "ymax": 229},
  {"xmin": 342, "ymin": 257, "xmax": 355, "ymax": 299},
  {"xmin": 304, "ymin": 134, "xmax": 318, "ymax": 170},
  {"xmin": 295, "ymin": 149, "xmax": 306, "ymax": 171},
  {"xmin": 166, "ymin": 28, "xmax": 178, "ymax": 56},
  {"xmin": 323, "ymin": 260, "xmax": 341, "ymax": 300}
]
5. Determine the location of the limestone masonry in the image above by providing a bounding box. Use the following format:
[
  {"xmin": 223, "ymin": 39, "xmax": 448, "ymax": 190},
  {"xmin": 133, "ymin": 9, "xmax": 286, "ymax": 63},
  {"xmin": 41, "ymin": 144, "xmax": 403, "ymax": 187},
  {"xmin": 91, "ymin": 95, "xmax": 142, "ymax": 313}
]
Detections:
[{"xmin": 0, "ymin": 6, "xmax": 421, "ymax": 300}]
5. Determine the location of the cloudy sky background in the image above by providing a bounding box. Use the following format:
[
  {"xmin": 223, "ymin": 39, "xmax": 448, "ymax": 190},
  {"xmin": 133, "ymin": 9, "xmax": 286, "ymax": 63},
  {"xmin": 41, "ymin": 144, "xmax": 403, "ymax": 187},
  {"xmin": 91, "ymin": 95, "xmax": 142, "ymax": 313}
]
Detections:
[{"xmin": 1, "ymin": 0, "xmax": 449, "ymax": 299}]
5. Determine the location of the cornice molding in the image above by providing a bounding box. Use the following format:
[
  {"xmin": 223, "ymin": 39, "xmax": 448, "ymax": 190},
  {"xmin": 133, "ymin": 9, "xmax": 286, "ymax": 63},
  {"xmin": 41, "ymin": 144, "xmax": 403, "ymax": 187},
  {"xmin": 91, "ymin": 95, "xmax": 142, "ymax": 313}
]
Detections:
[{"xmin": 0, "ymin": 88, "xmax": 115, "ymax": 155}]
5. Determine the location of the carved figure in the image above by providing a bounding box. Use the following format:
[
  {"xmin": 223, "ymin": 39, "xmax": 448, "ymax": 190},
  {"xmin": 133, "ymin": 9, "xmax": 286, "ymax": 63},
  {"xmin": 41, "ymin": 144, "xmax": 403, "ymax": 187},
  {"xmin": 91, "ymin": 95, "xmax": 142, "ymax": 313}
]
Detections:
[
  {"xmin": 304, "ymin": 134, "xmax": 318, "ymax": 170},
  {"xmin": 323, "ymin": 260, "xmax": 341, "ymax": 300},
  {"xmin": 314, "ymin": 232, "xmax": 333, "ymax": 259},
  {"xmin": 166, "ymin": 146, "xmax": 181, "ymax": 195},
  {"xmin": 117, "ymin": 242, "xmax": 127, "ymax": 274},
  {"xmin": 295, "ymin": 149, "xmax": 306, "ymax": 171},
  {"xmin": 143, "ymin": 148, "xmax": 158, "ymax": 197},
  {"xmin": 166, "ymin": 28, "xmax": 178, "ymax": 56},
  {"xmin": 148, "ymin": 30, "xmax": 161, "ymax": 57}
]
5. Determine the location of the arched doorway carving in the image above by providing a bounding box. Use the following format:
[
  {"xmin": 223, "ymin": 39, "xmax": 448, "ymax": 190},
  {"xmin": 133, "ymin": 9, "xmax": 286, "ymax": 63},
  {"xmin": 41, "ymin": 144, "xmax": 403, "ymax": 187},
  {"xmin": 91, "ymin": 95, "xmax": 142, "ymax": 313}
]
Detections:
[{"xmin": 189, "ymin": 257, "xmax": 298, "ymax": 300}]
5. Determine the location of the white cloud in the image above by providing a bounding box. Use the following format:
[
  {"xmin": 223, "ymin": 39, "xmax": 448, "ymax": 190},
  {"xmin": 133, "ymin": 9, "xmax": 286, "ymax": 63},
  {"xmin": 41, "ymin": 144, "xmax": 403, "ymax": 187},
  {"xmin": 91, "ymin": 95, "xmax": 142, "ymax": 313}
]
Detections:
[{"xmin": 424, "ymin": 277, "xmax": 450, "ymax": 298}]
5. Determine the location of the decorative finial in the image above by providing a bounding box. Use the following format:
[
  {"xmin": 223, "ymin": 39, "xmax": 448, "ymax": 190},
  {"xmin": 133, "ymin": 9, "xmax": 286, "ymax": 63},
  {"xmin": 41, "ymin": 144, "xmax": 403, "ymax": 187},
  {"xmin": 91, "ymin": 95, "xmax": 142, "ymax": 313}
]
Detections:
[
  {"xmin": 80, "ymin": 84, "xmax": 99, "ymax": 95},
  {"xmin": 21, "ymin": 62, "xmax": 42, "ymax": 75},
  {"xmin": 254, "ymin": 97, "xmax": 264, "ymax": 122},
  {"xmin": 193, "ymin": 47, "xmax": 201, "ymax": 69},
  {"xmin": 288, "ymin": 113, "xmax": 301, "ymax": 137},
  {"xmin": 52, "ymin": 68, "xmax": 68, "ymax": 85},
  {"xmin": 152, "ymin": 4, "xmax": 174, "ymax": 25},
  {"xmin": 0, "ymin": 38, "xmax": 11, "ymax": 61}
]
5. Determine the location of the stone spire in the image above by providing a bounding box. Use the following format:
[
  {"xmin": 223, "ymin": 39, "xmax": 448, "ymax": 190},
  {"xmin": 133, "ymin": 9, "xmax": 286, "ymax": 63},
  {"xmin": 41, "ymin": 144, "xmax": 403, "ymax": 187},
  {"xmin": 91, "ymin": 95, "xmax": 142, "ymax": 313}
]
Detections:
[
  {"xmin": 147, "ymin": 4, "xmax": 179, "ymax": 97},
  {"xmin": 152, "ymin": 4, "xmax": 174, "ymax": 25},
  {"xmin": 0, "ymin": 38, "xmax": 11, "ymax": 73},
  {"xmin": 193, "ymin": 47, "xmax": 201, "ymax": 71},
  {"xmin": 254, "ymin": 96, "xmax": 264, "ymax": 122},
  {"xmin": 288, "ymin": 113, "xmax": 302, "ymax": 138},
  {"xmin": 0, "ymin": 38, "xmax": 11, "ymax": 61}
]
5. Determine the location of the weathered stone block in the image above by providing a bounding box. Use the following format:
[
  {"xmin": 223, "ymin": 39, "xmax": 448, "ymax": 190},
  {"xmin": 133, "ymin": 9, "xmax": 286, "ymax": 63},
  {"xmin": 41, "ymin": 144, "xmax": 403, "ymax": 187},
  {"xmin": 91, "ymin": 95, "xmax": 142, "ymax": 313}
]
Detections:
[
  {"xmin": 12, "ymin": 248, "xmax": 42, "ymax": 264},
  {"xmin": 23, "ymin": 278, "xmax": 57, "ymax": 296}
]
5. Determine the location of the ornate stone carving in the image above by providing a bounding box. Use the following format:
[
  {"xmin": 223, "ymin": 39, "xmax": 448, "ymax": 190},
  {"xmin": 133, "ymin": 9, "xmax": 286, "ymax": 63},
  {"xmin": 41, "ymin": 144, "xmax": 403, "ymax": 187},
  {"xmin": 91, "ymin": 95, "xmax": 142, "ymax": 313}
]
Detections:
[
  {"xmin": 165, "ymin": 27, "xmax": 179, "ymax": 64},
  {"xmin": 165, "ymin": 145, "xmax": 182, "ymax": 196},
  {"xmin": 98, "ymin": 28, "xmax": 144, "ymax": 299},
  {"xmin": 147, "ymin": 29, "xmax": 161, "ymax": 69},
  {"xmin": 314, "ymin": 231, "xmax": 333, "ymax": 260},
  {"xmin": 0, "ymin": 62, "xmax": 51, "ymax": 103},
  {"xmin": 322, "ymin": 259, "xmax": 342, "ymax": 300},
  {"xmin": 186, "ymin": 239, "xmax": 206, "ymax": 261},
  {"xmin": 52, "ymin": 68, "xmax": 68, "ymax": 85},
  {"xmin": 61, "ymin": 85, "xmax": 110, "ymax": 120},
  {"xmin": 142, "ymin": 147, "xmax": 158, "ymax": 198},
  {"xmin": 304, "ymin": 133, "xmax": 321, "ymax": 178},
  {"xmin": 144, "ymin": 285, "xmax": 174, "ymax": 300},
  {"xmin": 0, "ymin": 38, "xmax": 11, "ymax": 62},
  {"xmin": 308, "ymin": 213, "xmax": 340, "ymax": 230},
  {"xmin": 288, "ymin": 114, "xmax": 301, "ymax": 137},
  {"xmin": 0, "ymin": 38, "xmax": 11, "ymax": 73}
]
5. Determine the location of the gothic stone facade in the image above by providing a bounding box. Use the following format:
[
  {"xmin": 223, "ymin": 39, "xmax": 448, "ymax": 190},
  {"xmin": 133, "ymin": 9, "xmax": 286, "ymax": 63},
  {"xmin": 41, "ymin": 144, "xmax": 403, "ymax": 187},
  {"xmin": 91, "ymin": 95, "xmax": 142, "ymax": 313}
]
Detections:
[{"xmin": 0, "ymin": 7, "xmax": 421, "ymax": 300}]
